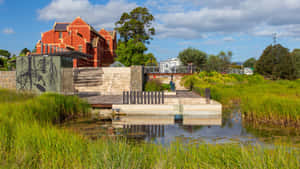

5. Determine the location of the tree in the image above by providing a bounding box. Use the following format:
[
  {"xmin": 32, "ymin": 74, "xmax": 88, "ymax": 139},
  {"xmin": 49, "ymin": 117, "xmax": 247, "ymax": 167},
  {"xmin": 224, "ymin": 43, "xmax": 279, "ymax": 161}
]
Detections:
[
  {"xmin": 115, "ymin": 7, "xmax": 155, "ymax": 44},
  {"xmin": 205, "ymin": 55, "xmax": 223, "ymax": 72},
  {"xmin": 256, "ymin": 44, "xmax": 296, "ymax": 80},
  {"xmin": 0, "ymin": 49, "xmax": 11, "ymax": 58},
  {"xmin": 243, "ymin": 57, "xmax": 256, "ymax": 68},
  {"xmin": 115, "ymin": 39, "xmax": 156, "ymax": 66},
  {"xmin": 218, "ymin": 51, "xmax": 232, "ymax": 73},
  {"xmin": 19, "ymin": 48, "xmax": 31, "ymax": 56},
  {"xmin": 178, "ymin": 48, "xmax": 207, "ymax": 70},
  {"xmin": 291, "ymin": 49, "xmax": 300, "ymax": 78}
]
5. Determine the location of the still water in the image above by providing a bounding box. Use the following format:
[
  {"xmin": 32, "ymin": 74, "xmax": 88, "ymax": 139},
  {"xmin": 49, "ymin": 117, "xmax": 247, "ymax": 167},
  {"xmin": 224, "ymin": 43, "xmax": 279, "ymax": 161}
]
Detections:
[{"xmin": 62, "ymin": 109, "xmax": 300, "ymax": 145}]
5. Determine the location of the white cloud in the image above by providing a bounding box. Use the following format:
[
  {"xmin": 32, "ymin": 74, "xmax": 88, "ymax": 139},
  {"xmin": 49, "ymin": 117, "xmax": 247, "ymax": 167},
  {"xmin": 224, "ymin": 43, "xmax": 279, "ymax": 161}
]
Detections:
[
  {"xmin": 2, "ymin": 28, "xmax": 14, "ymax": 34},
  {"xmin": 38, "ymin": 0, "xmax": 136, "ymax": 30},
  {"xmin": 223, "ymin": 37, "xmax": 235, "ymax": 42},
  {"xmin": 38, "ymin": 0, "xmax": 300, "ymax": 39},
  {"xmin": 150, "ymin": 0, "xmax": 300, "ymax": 39}
]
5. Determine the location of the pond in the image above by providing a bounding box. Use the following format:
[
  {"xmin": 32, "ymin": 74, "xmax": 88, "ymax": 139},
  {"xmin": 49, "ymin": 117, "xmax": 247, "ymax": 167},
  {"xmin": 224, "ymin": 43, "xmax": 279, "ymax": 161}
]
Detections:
[{"xmin": 62, "ymin": 108, "xmax": 300, "ymax": 145}]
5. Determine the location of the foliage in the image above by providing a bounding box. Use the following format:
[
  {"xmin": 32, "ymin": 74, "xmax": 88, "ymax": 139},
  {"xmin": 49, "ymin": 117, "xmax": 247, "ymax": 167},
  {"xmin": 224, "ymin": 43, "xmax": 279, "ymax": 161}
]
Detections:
[
  {"xmin": 115, "ymin": 7, "xmax": 155, "ymax": 44},
  {"xmin": 178, "ymin": 48, "xmax": 207, "ymax": 70},
  {"xmin": 161, "ymin": 83, "xmax": 171, "ymax": 91},
  {"xmin": 291, "ymin": 48, "xmax": 300, "ymax": 78},
  {"xmin": 0, "ymin": 89, "xmax": 299, "ymax": 168},
  {"xmin": 0, "ymin": 49, "xmax": 11, "ymax": 58},
  {"xmin": 181, "ymin": 72, "xmax": 300, "ymax": 127},
  {"xmin": 145, "ymin": 79, "xmax": 163, "ymax": 91},
  {"xmin": 115, "ymin": 39, "xmax": 157, "ymax": 66},
  {"xmin": 19, "ymin": 48, "xmax": 31, "ymax": 56},
  {"xmin": 205, "ymin": 51, "xmax": 232, "ymax": 72},
  {"xmin": 256, "ymin": 44, "xmax": 296, "ymax": 80},
  {"xmin": 243, "ymin": 57, "xmax": 256, "ymax": 68}
]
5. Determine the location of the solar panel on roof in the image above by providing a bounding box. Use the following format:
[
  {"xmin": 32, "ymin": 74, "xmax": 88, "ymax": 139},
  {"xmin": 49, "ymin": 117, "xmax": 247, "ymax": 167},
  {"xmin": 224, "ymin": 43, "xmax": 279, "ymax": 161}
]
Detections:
[{"xmin": 55, "ymin": 23, "xmax": 69, "ymax": 31}]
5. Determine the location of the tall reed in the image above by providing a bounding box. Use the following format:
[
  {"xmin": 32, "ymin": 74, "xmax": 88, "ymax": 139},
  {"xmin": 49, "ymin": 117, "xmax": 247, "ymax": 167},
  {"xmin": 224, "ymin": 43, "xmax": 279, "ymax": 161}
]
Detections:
[{"xmin": 182, "ymin": 72, "xmax": 300, "ymax": 127}]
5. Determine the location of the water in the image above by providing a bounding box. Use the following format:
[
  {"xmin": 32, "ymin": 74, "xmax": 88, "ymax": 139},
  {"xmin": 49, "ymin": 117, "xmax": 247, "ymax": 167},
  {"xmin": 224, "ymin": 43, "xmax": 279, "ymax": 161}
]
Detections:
[{"xmin": 62, "ymin": 109, "xmax": 300, "ymax": 145}]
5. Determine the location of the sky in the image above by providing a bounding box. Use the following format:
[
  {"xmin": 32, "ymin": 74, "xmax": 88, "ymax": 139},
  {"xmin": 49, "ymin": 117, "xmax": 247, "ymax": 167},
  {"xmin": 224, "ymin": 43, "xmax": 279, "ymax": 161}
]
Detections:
[{"xmin": 1, "ymin": 0, "xmax": 300, "ymax": 62}]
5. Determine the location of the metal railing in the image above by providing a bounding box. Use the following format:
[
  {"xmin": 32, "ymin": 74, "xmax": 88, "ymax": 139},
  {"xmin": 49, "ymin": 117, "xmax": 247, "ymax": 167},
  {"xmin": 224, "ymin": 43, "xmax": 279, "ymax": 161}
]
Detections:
[
  {"xmin": 123, "ymin": 91, "xmax": 165, "ymax": 104},
  {"xmin": 144, "ymin": 66, "xmax": 196, "ymax": 74}
]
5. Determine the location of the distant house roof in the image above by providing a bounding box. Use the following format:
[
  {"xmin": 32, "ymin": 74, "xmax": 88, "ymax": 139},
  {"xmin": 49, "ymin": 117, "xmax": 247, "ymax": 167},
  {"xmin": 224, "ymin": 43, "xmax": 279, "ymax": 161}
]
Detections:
[{"xmin": 54, "ymin": 23, "xmax": 70, "ymax": 31}]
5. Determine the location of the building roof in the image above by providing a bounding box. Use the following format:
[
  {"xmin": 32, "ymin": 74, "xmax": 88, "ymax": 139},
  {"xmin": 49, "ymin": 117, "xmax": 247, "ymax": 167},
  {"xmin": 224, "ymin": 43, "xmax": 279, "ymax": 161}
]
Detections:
[{"xmin": 54, "ymin": 23, "xmax": 70, "ymax": 31}]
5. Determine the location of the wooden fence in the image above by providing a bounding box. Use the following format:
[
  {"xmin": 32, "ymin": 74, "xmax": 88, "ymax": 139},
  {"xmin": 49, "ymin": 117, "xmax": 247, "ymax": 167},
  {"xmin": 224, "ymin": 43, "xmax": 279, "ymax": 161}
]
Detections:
[{"xmin": 123, "ymin": 91, "xmax": 165, "ymax": 104}]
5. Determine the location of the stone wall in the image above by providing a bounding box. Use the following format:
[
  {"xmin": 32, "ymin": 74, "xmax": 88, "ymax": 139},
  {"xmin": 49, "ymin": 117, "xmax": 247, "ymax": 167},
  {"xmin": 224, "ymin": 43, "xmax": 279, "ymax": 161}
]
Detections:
[
  {"xmin": 74, "ymin": 66, "xmax": 143, "ymax": 95},
  {"xmin": 130, "ymin": 66, "xmax": 143, "ymax": 91},
  {"xmin": 147, "ymin": 73, "xmax": 188, "ymax": 90},
  {"xmin": 0, "ymin": 71, "xmax": 16, "ymax": 89}
]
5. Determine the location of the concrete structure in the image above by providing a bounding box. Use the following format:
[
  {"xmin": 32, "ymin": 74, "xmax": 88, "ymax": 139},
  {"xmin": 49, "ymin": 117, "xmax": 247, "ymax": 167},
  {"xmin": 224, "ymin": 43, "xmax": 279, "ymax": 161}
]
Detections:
[
  {"xmin": 35, "ymin": 17, "xmax": 117, "ymax": 67},
  {"xmin": 0, "ymin": 71, "xmax": 16, "ymax": 89},
  {"xmin": 74, "ymin": 66, "xmax": 143, "ymax": 95},
  {"xmin": 159, "ymin": 58, "xmax": 182, "ymax": 73},
  {"xmin": 16, "ymin": 55, "xmax": 74, "ymax": 93}
]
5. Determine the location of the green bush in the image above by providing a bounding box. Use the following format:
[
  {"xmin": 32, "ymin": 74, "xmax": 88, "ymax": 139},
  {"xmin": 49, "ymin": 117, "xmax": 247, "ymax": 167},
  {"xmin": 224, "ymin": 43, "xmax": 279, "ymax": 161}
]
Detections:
[{"xmin": 145, "ymin": 79, "xmax": 162, "ymax": 91}]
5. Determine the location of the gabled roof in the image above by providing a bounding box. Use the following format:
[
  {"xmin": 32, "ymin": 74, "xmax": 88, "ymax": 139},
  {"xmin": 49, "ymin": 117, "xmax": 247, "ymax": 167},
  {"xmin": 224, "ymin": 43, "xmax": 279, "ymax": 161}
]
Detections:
[{"xmin": 54, "ymin": 23, "xmax": 70, "ymax": 31}]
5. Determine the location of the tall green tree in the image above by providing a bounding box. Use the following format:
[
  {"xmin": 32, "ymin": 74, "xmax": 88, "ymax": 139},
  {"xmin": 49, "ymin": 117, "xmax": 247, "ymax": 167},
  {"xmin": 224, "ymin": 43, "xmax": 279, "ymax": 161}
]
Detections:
[
  {"xmin": 178, "ymin": 48, "xmax": 207, "ymax": 70},
  {"xmin": 291, "ymin": 49, "xmax": 300, "ymax": 78},
  {"xmin": 0, "ymin": 49, "xmax": 11, "ymax": 58},
  {"xmin": 256, "ymin": 44, "xmax": 296, "ymax": 80},
  {"xmin": 115, "ymin": 39, "xmax": 157, "ymax": 66},
  {"xmin": 115, "ymin": 7, "xmax": 157, "ymax": 66},
  {"xmin": 115, "ymin": 7, "xmax": 155, "ymax": 44},
  {"xmin": 218, "ymin": 51, "xmax": 232, "ymax": 72},
  {"xmin": 205, "ymin": 55, "xmax": 222, "ymax": 72},
  {"xmin": 243, "ymin": 57, "xmax": 256, "ymax": 68}
]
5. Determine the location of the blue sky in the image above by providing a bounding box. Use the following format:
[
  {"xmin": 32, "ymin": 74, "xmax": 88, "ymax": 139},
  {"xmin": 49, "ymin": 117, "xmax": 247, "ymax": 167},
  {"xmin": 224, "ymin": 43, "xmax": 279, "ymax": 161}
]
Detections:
[{"xmin": 1, "ymin": 0, "xmax": 300, "ymax": 62}]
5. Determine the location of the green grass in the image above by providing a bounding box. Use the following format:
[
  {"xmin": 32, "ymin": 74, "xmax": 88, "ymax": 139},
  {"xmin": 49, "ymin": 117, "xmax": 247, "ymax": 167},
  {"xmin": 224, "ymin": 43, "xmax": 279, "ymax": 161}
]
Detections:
[
  {"xmin": 182, "ymin": 72, "xmax": 300, "ymax": 127},
  {"xmin": 0, "ymin": 89, "xmax": 299, "ymax": 168}
]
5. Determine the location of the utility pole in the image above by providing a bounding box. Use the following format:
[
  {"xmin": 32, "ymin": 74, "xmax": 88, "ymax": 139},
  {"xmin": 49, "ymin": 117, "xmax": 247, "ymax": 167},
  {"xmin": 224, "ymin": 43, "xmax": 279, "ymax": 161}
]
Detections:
[{"xmin": 273, "ymin": 33, "xmax": 277, "ymax": 46}]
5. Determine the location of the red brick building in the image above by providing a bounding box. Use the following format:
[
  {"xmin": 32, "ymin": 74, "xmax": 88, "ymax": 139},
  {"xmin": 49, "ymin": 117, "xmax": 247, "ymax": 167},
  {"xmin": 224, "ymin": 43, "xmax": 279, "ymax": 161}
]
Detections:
[{"xmin": 35, "ymin": 17, "xmax": 117, "ymax": 67}]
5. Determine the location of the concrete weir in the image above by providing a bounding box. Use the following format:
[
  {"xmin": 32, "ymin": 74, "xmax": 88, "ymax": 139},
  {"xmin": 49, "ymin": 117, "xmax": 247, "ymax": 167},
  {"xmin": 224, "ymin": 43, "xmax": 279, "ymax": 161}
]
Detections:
[
  {"xmin": 112, "ymin": 102, "xmax": 222, "ymax": 115},
  {"xmin": 84, "ymin": 91, "xmax": 222, "ymax": 116}
]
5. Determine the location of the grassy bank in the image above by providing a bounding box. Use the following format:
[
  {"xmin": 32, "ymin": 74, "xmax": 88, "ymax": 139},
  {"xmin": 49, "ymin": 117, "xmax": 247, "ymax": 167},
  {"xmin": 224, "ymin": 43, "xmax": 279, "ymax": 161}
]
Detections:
[
  {"xmin": 182, "ymin": 72, "xmax": 300, "ymax": 127},
  {"xmin": 0, "ymin": 89, "xmax": 299, "ymax": 168}
]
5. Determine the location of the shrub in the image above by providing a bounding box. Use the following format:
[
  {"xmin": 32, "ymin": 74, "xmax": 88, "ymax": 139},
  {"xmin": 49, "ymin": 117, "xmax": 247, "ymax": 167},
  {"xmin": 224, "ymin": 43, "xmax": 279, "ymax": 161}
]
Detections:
[{"xmin": 145, "ymin": 79, "xmax": 162, "ymax": 91}]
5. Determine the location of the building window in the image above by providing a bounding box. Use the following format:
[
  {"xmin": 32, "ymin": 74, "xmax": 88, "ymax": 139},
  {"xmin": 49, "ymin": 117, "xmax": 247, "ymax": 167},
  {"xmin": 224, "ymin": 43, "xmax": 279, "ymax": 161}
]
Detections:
[
  {"xmin": 59, "ymin": 32, "xmax": 63, "ymax": 39},
  {"xmin": 78, "ymin": 45, "xmax": 82, "ymax": 52}
]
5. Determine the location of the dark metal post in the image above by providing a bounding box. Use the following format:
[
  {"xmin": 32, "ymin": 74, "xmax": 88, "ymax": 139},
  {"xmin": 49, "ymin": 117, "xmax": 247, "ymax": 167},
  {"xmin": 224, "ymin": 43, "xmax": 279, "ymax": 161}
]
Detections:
[
  {"xmin": 162, "ymin": 91, "xmax": 164, "ymax": 104},
  {"xmin": 133, "ymin": 91, "xmax": 136, "ymax": 104},
  {"xmin": 141, "ymin": 91, "xmax": 143, "ymax": 104},
  {"xmin": 127, "ymin": 91, "xmax": 129, "ymax": 104},
  {"xmin": 130, "ymin": 91, "xmax": 132, "ymax": 104},
  {"xmin": 144, "ymin": 92, "xmax": 147, "ymax": 104},
  {"xmin": 148, "ymin": 91, "xmax": 150, "ymax": 104},
  {"xmin": 151, "ymin": 91, "xmax": 154, "ymax": 104},
  {"xmin": 158, "ymin": 92, "xmax": 161, "ymax": 104},
  {"xmin": 123, "ymin": 91, "xmax": 125, "ymax": 104},
  {"xmin": 205, "ymin": 88, "xmax": 211, "ymax": 104},
  {"xmin": 155, "ymin": 91, "xmax": 157, "ymax": 104},
  {"xmin": 137, "ymin": 91, "xmax": 140, "ymax": 104}
]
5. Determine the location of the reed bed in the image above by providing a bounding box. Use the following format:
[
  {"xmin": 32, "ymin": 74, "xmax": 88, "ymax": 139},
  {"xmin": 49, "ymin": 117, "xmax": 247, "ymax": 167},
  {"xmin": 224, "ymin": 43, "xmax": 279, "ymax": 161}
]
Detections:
[
  {"xmin": 182, "ymin": 72, "xmax": 300, "ymax": 127},
  {"xmin": 0, "ymin": 89, "xmax": 299, "ymax": 168}
]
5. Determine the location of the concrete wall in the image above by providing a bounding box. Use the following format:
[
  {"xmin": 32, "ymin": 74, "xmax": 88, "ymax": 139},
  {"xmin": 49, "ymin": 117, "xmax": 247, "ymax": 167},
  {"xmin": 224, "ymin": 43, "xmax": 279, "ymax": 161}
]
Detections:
[
  {"xmin": 16, "ymin": 56, "xmax": 62, "ymax": 93},
  {"xmin": 74, "ymin": 66, "xmax": 143, "ymax": 95},
  {"xmin": 61, "ymin": 68, "xmax": 74, "ymax": 93},
  {"xmin": 0, "ymin": 71, "xmax": 16, "ymax": 89},
  {"xmin": 147, "ymin": 73, "xmax": 188, "ymax": 90}
]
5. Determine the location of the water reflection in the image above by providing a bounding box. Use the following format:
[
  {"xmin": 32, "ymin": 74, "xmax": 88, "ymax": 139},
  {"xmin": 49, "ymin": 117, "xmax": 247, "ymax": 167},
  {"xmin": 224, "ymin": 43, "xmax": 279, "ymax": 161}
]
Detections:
[{"xmin": 63, "ymin": 111, "xmax": 300, "ymax": 145}]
